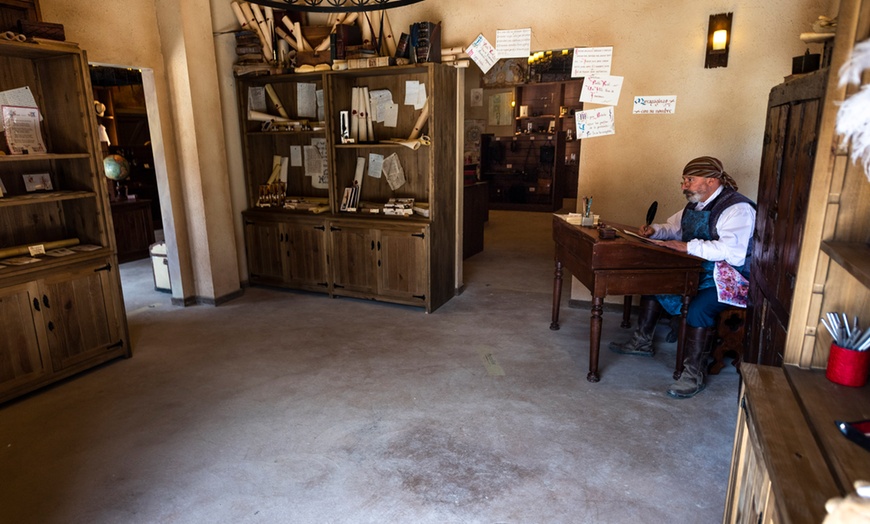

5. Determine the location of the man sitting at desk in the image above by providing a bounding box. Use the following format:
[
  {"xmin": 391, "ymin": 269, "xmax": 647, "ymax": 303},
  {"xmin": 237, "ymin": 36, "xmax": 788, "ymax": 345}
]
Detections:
[{"xmin": 609, "ymin": 156, "xmax": 757, "ymax": 399}]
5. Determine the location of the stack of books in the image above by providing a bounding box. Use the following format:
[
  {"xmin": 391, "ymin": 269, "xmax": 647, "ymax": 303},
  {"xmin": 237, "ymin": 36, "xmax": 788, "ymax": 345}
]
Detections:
[{"xmin": 383, "ymin": 197, "xmax": 414, "ymax": 216}]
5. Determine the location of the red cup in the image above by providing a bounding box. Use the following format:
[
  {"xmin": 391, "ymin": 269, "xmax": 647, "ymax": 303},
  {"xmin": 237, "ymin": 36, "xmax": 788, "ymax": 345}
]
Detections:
[{"xmin": 826, "ymin": 343, "xmax": 870, "ymax": 387}]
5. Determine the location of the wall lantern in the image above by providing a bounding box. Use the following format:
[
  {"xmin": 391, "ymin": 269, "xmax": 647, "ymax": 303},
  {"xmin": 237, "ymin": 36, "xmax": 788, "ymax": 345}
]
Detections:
[{"xmin": 705, "ymin": 12, "xmax": 733, "ymax": 68}]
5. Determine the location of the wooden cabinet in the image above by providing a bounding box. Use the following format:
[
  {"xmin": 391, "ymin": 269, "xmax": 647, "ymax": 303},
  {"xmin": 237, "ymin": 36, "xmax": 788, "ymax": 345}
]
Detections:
[
  {"xmin": 0, "ymin": 39, "xmax": 130, "ymax": 404},
  {"xmin": 328, "ymin": 220, "xmax": 428, "ymax": 305},
  {"xmin": 747, "ymin": 70, "xmax": 827, "ymax": 366},
  {"xmin": 237, "ymin": 63, "xmax": 456, "ymax": 312},
  {"xmin": 243, "ymin": 211, "xmax": 329, "ymax": 292},
  {"xmin": 723, "ymin": 364, "xmax": 870, "ymax": 523},
  {"xmin": 111, "ymin": 199, "xmax": 155, "ymax": 262}
]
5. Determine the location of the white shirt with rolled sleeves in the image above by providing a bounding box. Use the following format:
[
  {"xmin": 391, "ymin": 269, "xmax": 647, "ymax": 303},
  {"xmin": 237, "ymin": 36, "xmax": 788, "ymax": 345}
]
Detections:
[{"xmin": 649, "ymin": 186, "xmax": 756, "ymax": 267}]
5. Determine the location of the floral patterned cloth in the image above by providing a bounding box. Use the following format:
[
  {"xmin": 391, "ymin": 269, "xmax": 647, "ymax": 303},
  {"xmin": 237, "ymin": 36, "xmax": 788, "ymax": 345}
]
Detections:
[{"xmin": 713, "ymin": 260, "xmax": 749, "ymax": 308}]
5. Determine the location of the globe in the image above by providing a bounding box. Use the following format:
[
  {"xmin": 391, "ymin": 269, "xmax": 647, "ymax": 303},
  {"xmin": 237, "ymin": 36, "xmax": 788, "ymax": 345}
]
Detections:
[{"xmin": 103, "ymin": 154, "xmax": 130, "ymax": 181}]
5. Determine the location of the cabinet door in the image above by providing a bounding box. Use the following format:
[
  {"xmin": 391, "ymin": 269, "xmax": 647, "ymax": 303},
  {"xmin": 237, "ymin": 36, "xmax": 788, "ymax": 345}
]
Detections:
[
  {"xmin": 377, "ymin": 227, "xmax": 428, "ymax": 303},
  {"xmin": 0, "ymin": 282, "xmax": 48, "ymax": 396},
  {"xmin": 244, "ymin": 217, "xmax": 287, "ymax": 285},
  {"xmin": 40, "ymin": 261, "xmax": 124, "ymax": 371},
  {"xmin": 330, "ymin": 224, "xmax": 376, "ymax": 295},
  {"xmin": 285, "ymin": 221, "xmax": 329, "ymax": 291}
]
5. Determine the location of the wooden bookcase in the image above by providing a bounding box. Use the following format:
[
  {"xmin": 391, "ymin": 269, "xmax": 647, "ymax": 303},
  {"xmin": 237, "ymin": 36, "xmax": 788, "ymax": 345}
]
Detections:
[
  {"xmin": 237, "ymin": 63, "xmax": 456, "ymax": 312},
  {"xmin": 0, "ymin": 39, "xmax": 130, "ymax": 404}
]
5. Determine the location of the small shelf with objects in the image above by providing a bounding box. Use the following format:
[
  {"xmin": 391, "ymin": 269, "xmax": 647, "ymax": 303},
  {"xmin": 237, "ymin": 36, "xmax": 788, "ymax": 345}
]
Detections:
[
  {"xmin": 236, "ymin": 62, "xmax": 457, "ymax": 312},
  {"xmin": 481, "ymin": 78, "xmax": 582, "ymax": 212}
]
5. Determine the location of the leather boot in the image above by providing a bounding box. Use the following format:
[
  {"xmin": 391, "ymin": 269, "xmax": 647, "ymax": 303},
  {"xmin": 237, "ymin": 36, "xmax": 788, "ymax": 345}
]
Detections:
[
  {"xmin": 667, "ymin": 326, "xmax": 715, "ymax": 398},
  {"xmin": 609, "ymin": 298, "xmax": 662, "ymax": 356}
]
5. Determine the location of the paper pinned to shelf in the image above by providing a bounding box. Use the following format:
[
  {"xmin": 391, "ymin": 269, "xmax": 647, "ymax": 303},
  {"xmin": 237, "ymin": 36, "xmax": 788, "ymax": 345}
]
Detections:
[
  {"xmin": 2, "ymin": 106, "xmax": 47, "ymax": 154},
  {"xmin": 382, "ymin": 153, "xmax": 406, "ymax": 190},
  {"xmin": 0, "ymin": 87, "xmax": 40, "ymax": 132}
]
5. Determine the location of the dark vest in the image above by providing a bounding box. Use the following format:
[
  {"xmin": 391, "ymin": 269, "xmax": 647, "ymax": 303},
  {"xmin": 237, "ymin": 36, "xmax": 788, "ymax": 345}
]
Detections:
[{"xmin": 681, "ymin": 187, "xmax": 756, "ymax": 281}]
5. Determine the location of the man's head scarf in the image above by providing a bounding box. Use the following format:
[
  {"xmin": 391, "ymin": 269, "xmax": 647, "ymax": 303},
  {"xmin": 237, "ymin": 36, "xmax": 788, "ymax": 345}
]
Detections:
[{"xmin": 682, "ymin": 156, "xmax": 738, "ymax": 190}]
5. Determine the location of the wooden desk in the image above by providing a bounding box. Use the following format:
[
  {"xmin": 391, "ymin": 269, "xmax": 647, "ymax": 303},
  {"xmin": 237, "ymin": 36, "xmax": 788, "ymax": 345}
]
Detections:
[
  {"xmin": 550, "ymin": 215, "xmax": 703, "ymax": 382},
  {"xmin": 724, "ymin": 364, "xmax": 870, "ymax": 523}
]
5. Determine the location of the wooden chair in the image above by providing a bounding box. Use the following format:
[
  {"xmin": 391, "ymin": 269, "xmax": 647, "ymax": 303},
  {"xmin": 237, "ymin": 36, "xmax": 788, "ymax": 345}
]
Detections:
[{"xmin": 708, "ymin": 307, "xmax": 747, "ymax": 375}]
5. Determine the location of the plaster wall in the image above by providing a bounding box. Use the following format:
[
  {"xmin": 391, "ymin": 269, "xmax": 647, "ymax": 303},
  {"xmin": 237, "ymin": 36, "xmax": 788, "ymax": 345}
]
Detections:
[
  {"xmin": 385, "ymin": 0, "xmax": 837, "ymax": 301},
  {"xmin": 40, "ymin": 0, "xmax": 242, "ymax": 304}
]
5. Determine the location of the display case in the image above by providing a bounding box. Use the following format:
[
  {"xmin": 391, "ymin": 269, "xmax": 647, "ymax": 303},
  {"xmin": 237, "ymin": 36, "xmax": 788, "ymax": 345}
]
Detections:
[
  {"xmin": 237, "ymin": 63, "xmax": 457, "ymax": 312},
  {"xmin": 0, "ymin": 39, "xmax": 130, "ymax": 403}
]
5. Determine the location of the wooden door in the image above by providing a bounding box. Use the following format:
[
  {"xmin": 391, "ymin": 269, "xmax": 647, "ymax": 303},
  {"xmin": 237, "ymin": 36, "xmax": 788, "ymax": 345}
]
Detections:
[
  {"xmin": 376, "ymin": 227, "xmax": 428, "ymax": 304},
  {"xmin": 747, "ymin": 71, "xmax": 825, "ymax": 366},
  {"xmin": 244, "ymin": 216, "xmax": 287, "ymax": 285},
  {"xmin": 329, "ymin": 223, "xmax": 376, "ymax": 295},
  {"xmin": 285, "ymin": 220, "xmax": 328, "ymax": 292},
  {"xmin": 0, "ymin": 281, "xmax": 48, "ymax": 397},
  {"xmin": 40, "ymin": 260, "xmax": 124, "ymax": 371}
]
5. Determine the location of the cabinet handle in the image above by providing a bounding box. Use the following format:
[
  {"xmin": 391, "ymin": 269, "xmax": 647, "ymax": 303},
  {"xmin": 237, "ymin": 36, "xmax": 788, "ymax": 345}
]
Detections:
[
  {"xmin": 33, "ymin": 298, "xmax": 40, "ymax": 311},
  {"xmin": 371, "ymin": 240, "xmax": 375, "ymax": 250},
  {"xmin": 48, "ymin": 321, "xmax": 55, "ymax": 332},
  {"xmin": 377, "ymin": 241, "xmax": 381, "ymax": 251},
  {"xmin": 43, "ymin": 295, "xmax": 50, "ymax": 308},
  {"xmin": 330, "ymin": 226, "xmax": 341, "ymax": 231}
]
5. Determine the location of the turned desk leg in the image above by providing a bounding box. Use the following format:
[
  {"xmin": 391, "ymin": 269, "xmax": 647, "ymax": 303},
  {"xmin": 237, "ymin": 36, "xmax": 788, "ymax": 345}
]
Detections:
[
  {"xmin": 550, "ymin": 260, "xmax": 563, "ymax": 330},
  {"xmin": 674, "ymin": 295, "xmax": 690, "ymax": 379},
  {"xmin": 588, "ymin": 297, "xmax": 603, "ymax": 382},
  {"xmin": 621, "ymin": 296, "xmax": 632, "ymax": 328}
]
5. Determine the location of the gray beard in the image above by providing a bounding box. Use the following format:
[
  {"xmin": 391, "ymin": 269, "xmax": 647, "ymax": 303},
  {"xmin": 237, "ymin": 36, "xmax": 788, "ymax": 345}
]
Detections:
[{"xmin": 684, "ymin": 190, "xmax": 701, "ymax": 203}]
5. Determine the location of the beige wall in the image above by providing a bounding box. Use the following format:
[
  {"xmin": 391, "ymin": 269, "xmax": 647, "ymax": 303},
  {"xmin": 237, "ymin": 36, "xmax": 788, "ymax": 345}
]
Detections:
[
  {"xmin": 38, "ymin": 0, "xmax": 838, "ymax": 304},
  {"xmin": 40, "ymin": 0, "xmax": 243, "ymax": 305}
]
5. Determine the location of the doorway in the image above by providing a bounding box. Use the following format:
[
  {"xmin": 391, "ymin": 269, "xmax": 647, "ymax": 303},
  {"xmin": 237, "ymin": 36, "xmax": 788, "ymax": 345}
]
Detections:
[{"xmin": 90, "ymin": 64, "xmax": 172, "ymax": 311}]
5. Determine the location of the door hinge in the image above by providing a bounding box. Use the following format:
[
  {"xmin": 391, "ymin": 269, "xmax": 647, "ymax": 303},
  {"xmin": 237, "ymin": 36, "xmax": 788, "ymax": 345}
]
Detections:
[
  {"xmin": 314, "ymin": 225, "xmax": 326, "ymax": 231},
  {"xmin": 334, "ymin": 283, "xmax": 344, "ymax": 289},
  {"xmin": 94, "ymin": 263, "xmax": 112, "ymax": 272},
  {"xmin": 412, "ymin": 232, "xmax": 425, "ymax": 239},
  {"xmin": 330, "ymin": 226, "xmax": 341, "ymax": 231},
  {"xmin": 317, "ymin": 282, "xmax": 328, "ymax": 287},
  {"xmin": 107, "ymin": 340, "xmax": 125, "ymax": 350},
  {"xmin": 413, "ymin": 294, "xmax": 426, "ymax": 300}
]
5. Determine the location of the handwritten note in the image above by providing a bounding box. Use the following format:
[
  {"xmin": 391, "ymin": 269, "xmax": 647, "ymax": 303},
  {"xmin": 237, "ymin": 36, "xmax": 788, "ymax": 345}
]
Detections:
[
  {"xmin": 575, "ymin": 106, "xmax": 615, "ymax": 139},
  {"xmin": 632, "ymin": 95, "xmax": 677, "ymax": 114},
  {"xmin": 572, "ymin": 46, "xmax": 613, "ymax": 77},
  {"xmin": 495, "ymin": 28, "xmax": 531, "ymax": 59},
  {"xmin": 580, "ymin": 75, "xmax": 624, "ymax": 106},
  {"xmin": 466, "ymin": 34, "xmax": 499, "ymax": 74}
]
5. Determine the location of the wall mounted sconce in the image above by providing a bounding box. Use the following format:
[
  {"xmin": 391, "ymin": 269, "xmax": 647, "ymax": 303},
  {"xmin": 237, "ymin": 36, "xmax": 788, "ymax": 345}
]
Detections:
[{"xmin": 705, "ymin": 12, "xmax": 733, "ymax": 68}]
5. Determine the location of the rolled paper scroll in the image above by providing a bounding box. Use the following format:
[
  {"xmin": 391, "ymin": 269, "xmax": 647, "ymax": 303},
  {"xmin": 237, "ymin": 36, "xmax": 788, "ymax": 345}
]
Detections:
[
  {"xmin": 363, "ymin": 87, "xmax": 374, "ymax": 142},
  {"xmin": 350, "ymin": 87, "xmax": 360, "ymax": 142},
  {"xmin": 381, "ymin": 11, "xmax": 397, "ymax": 56},
  {"xmin": 0, "ymin": 238, "xmax": 80, "ymax": 260},
  {"xmin": 230, "ymin": 2, "xmax": 251, "ymax": 32},
  {"xmin": 264, "ymin": 84, "xmax": 289, "ymax": 118},
  {"xmin": 250, "ymin": 3, "xmax": 274, "ymax": 60},
  {"xmin": 248, "ymin": 109, "xmax": 291, "ymax": 122},
  {"xmin": 408, "ymin": 99, "xmax": 429, "ymax": 140},
  {"xmin": 358, "ymin": 12, "xmax": 373, "ymax": 49},
  {"xmin": 275, "ymin": 27, "xmax": 300, "ymax": 52},
  {"xmin": 442, "ymin": 46, "xmax": 466, "ymax": 56},
  {"xmin": 267, "ymin": 155, "xmax": 282, "ymax": 184},
  {"xmin": 239, "ymin": 2, "xmax": 270, "ymax": 59},
  {"xmin": 294, "ymin": 21, "xmax": 312, "ymax": 51}
]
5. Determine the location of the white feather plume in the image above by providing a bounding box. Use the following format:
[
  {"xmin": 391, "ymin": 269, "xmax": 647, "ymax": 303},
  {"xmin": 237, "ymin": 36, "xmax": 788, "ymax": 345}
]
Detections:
[
  {"xmin": 836, "ymin": 86, "xmax": 870, "ymax": 181},
  {"xmin": 838, "ymin": 39, "xmax": 870, "ymax": 87},
  {"xmin": 837, "ymin": 38, "xmax": 870, "ymax": 182}
]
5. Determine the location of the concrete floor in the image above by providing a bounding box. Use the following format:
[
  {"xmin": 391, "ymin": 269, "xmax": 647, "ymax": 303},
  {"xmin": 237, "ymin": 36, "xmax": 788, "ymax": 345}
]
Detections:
[{"xmin": 0, "ymin": 211, "xmax": 740, "ymax": 524}]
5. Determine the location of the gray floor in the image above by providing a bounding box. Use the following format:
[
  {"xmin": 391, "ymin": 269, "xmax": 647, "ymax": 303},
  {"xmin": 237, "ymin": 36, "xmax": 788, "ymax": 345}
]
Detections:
[{"xmin": 0, "ymin": 211, "xmax": 740, "ymax": 524}]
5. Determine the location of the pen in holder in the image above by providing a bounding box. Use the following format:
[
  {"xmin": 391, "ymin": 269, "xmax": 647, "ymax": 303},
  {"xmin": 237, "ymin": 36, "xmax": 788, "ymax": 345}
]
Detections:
[
  {"xmin": 581, "ymin": 196, "xmax": 595, "ymax": 226},
  {"xmin": 821, "ymin": 311, "xmax": 870, "ymax": 387}
]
